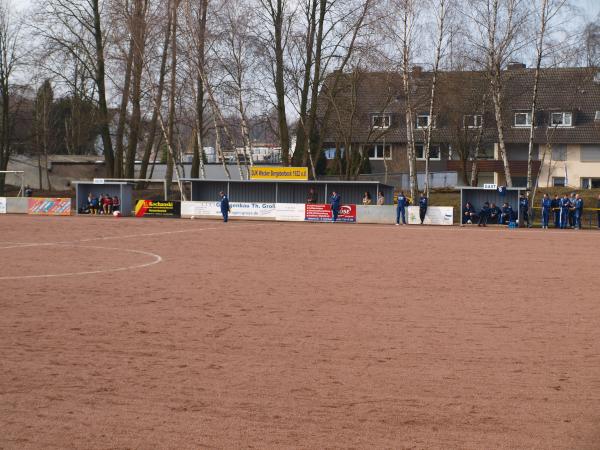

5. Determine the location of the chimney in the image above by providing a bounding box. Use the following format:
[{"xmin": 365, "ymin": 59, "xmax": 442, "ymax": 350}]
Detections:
[
  {"xmin": 412, "ymin": 65, "xmax": 423, "ymax": 75},
  {"xmin": 507, "ymin": 61, "xmax": 526, "ymax": 70}
]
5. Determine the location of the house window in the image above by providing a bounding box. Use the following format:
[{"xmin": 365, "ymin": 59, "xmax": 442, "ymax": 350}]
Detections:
[
  {"xmin": 551, "ymin": 145, "xmax": 567, "ymax": 161},
  {"xmin": 464, "ymin": 115, "xmax": 483, "ymax": 128},
  {"xmin": 514, "ymin": 112, "xmax": 532, "ymax": 127},
  {"xmin": 416, "ymin": 114, "xmax": 435, "ymax": 129},
  {"xmin": 415, "ymin": 143, "xmax": 441, "ymax": 160},
  {"xmin": 550, "ymin": 112, "xmax": 572, "ymax": 127},
  {"xmin": 372, "ymin": 115, "xmax": 391, "ymax": 129},
  {"xmin": 553, "ymin": 177, "xmax": 565, "ymax": 187},
  {"xmin": 584, "ymin": 178, "xmax": 600, "ymax": 188},
  {"xmin": 366, "ymin": 144, "xmax": 391, "ymax": 160},
  {"xmin": 580, "ymin": 144, "xmax": 600, "ymax": 162}
]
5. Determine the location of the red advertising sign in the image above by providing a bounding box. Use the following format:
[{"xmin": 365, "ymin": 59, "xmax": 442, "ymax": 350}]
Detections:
[{"xmin": 305, "ymin": 203, "xmax": 356, "ymax": 222}]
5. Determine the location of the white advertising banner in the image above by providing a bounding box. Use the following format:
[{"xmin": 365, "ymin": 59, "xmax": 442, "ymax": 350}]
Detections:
[
  {"xmin": 275, "ymin": 203, "xmax": 305, "ymax": 221},
  {"xmin": 0, "ymin": 197, "xmax": 6, "ymax": 214},
  {"xmin": 407, "ymin": 206, "xmax": 453, "ymax": 225},
  {"xmin": 181, "ymin": 201, "xmax": 277, "ymax": 219}
]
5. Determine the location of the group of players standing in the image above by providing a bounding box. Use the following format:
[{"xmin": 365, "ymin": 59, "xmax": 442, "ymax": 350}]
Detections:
[
  {"xmin": 541, "ymin": 192, "xmax": 586, "ymax": 229},
  {"xmin": 464, "ymin": 191, "xmax": 591, "ymax": 229}
]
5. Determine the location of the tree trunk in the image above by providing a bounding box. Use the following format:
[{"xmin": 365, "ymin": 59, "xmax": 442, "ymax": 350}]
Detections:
[
  {"xmin": 491, "ymin": 79, "xmax": 512, "ymax": 186},
  {"xmin": 125, "ymin": 0, "xmax": 148, "ymax": 178},
  {"xmin": 114, "ymin": 42, "xmax": 134, "ymax": 178},
  {"xmin": 166, "ymin": 0, "xmax": 179, "ymax": 199},
  {"xmin": 273, "ymin": 0, "xmax": 290, "ymax": 165},
  {"xmin": 92, "ymin": 0, "xmax": 115, "ymax": 177},
  {"xmin": 138, "ymin": 9, "xmax": 171, "ymax": 186}
]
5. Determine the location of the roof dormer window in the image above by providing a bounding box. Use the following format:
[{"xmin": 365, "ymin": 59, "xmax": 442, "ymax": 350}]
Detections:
[
  {"xmin": 416, "ymin": 114, "xmax": 436, "ymax": 129},
  {"xmin": 550, "ymin": 112, "xmax": 572, "ymax": 127},
  {"xmin": 371, "ymin": 114, "xmax": 391, "ymax": 129},
  {"xmin": 514, "ymin": 111, "xmax": 532, "ymax": 127},
  {"xmin": 464, "ymin": 114, "xmax": 483, "ymax": 128}
]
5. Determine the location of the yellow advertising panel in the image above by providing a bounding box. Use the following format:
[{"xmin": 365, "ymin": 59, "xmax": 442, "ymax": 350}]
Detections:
[{"xmin": 250, "ymin": 166, "xmax": 308, "ymax": 181}]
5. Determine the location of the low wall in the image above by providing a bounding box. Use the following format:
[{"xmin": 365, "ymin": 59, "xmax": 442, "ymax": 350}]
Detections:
[
  {"xmin": 356, "ymin": 205, "xmax": 396, "ymax": 224},
  {"xmin": 0, "ymin": 197, "xmax": 29, "ymax": 214},
  {"xmin": 0, "ymin": 197, "xmax": 72, "ymax": 215},
  {"xmin": 182, "ymin": 201, "xmax": 454, "ymax": 225}
]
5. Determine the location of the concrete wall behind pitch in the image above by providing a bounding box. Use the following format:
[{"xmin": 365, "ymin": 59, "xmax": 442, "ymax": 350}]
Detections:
[
  {"xmin": 356, "ymin": 205, "xmax": 396, "ymax": 224},
  {"xmin": 6, "ymin": 197, "xmax": 29, "ymax": 214}
]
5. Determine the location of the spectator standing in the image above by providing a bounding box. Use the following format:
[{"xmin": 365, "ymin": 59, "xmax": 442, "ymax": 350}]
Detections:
[
  {"xmin": 541, "ymin": 193, "xmax": 552, "ymax": 229},
  {"xmin": 574, "ymin": 194, "xmax": 583, "ymax": 230},
  {"xmin": 463, "ymin": 201, "xmax": 477, "ymax": 224},
  {"xmin": 24, "ymin": 185, "xmax": 33, "ymax": 197},
  {"xmin": 418, "ymin": 193, "xmax": 428, "ymax": 225},
  {"xmin": 559, "ymin": 193, "xmax": 570, "ymax": 229},
  {"xmin": 551, "ymin": 194, "xmax": 560, "ymax": 228},
  {"xmin": 376, "ymin": 191, "xmax": 385, "ymax": 205},
  {"xmin": 396, "ymin": 191, "xmax": 408, "ymax": 225},
  {"xmin": 330, "ymin": 191, "xmax": 341, "ymax": 222},
  {"xmin": 219, "ymin": 191, "xmax": 230, "ymax": 223},
  {"xmin": 306, "ymin": 188, "xmax": 317, "ymax": 204},
  {"xmin": 568, "ymin": 192, "xmax": 576, "ymax": 228},
  {"xmin": 362, "ymin": 191, "xmax": 372, "ymax": 205},
  {"xmin": 519, "ymin": 193, "xmax": 531, "ymax": 227},
  {"xmin": 86, "ymin": 193, "xmax": 93, "ymax": 214}
]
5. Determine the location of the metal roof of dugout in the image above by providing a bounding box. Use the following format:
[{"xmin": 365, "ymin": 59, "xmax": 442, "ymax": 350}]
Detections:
[{"xmin": 182, "ymin": 178, "xmax": 395, "ymax": 205}]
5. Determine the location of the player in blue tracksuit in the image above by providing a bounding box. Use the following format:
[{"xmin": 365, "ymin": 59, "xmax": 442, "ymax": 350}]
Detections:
[
  {"xmin": 519, "ymin": 193, "xmax": 530, "ymax": 227},
  {"xmin": 499, "ymin": 202, "xmax": 514, "ymax": 225},
  {"xmin": 396, "ymin": 191, "xmax": 408, "ymax": 225},
  {"xmin": 219, "ymin": 191, "xmax": 230, "ymax": 222},
  {"xmin": 418, "ymin": 193, "xmax": 428, "ymax": 224},
  {"xmin": 550, "ymin": 194, "xmax": 560, "ymax": 228},
  {"xmin": 330, "ymin": 191, "xmax": 341, "ymax": 222},
  {"xmin": 541, "ymin": 193, "xmax": 552, "ymax": 229},
  {"xmin": 559, "ymin": 193, "xmax": 570, "ymax": 229},
  {"xmin": 574, "ymin": 194, "xmax": 584, "ymax": 229}
]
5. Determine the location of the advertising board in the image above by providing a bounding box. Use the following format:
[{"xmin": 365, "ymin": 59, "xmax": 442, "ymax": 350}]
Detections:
[
  {"xmin": 135, "ymin": 200, "xmax": 181, "ymax": 218},
  {"xmin": 28, "ymin": 198, "xmax": 72, "ymax": 216},
  {"xmin": 305, "ymin": 204, "xmax": 356, "ymax": 223}
]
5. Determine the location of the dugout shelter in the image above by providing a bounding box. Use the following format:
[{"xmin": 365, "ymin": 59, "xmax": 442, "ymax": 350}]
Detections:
[
  {"xmin": 183, "ymin": 179, "xmax": 395, "ymax": 205},
  {"xmin": 460, "ymin": 186, "xmax": 524, "ymax": 225},
  {"xmin": 73, "ymin": 181, "xmax": 134, "ymax": 216}
]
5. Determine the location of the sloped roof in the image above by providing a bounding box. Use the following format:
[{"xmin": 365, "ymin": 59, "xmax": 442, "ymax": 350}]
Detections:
[{"xmin": 317, "ymin": 67, "xmax": 600, "ymax": 145}]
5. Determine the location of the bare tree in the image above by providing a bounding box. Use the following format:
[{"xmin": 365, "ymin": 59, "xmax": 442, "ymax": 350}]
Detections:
[
  {"xmin": 32, "ymin": 0, "xmax": 116, "ymax": 176},
  {"xmin": 258, "ymin": 0, "xmax": 291, "ymax": 165},
  {"xmin": 525, "ymin": 0, "xmax": 566, "ymax": 192},
  {"xmin": 423, "ymin": 0, "xmax": 450, "ymax": 197},
  {"xmin": 466, "ymin": 0, "xmax": 529, "ymax": 187},
  {"xmin": 0, "ymin": 0, "xmax": 21, "ymax": 194}
]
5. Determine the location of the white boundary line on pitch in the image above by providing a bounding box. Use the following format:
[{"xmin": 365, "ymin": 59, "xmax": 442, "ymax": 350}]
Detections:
[
  {"xmin": 0, "ymin": 244, "xmax": 162, "ymax": 280},
  {"xmin": 0, "ymin": 222, "xmax": 258, "ymax": 280}
]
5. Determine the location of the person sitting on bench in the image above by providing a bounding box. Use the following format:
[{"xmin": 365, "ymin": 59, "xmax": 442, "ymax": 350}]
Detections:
[
  {"xmin": 463, "ymin": 201, "xmax": 477, "ymax": 224},
  {"xmin": 488, "ymin": 202, "xmax": 501, "ymax": 224},
  {"xmin": 499, "ymin": 202, "xmax": 514, "ymax": 225}
]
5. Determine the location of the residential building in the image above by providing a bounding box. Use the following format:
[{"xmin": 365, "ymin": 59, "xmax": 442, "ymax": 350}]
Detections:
[{"xmin": 317, "ymin": 66, "xmax": 600, "ymax": 188}]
